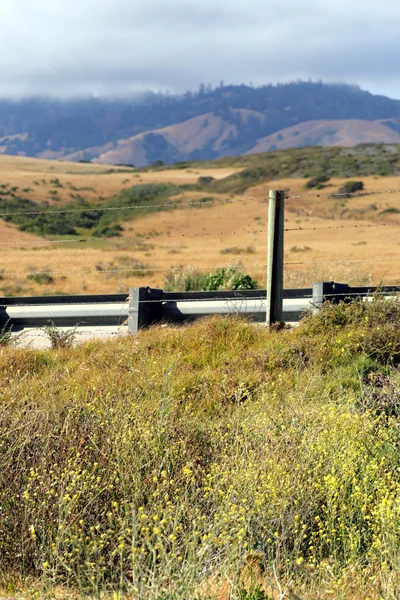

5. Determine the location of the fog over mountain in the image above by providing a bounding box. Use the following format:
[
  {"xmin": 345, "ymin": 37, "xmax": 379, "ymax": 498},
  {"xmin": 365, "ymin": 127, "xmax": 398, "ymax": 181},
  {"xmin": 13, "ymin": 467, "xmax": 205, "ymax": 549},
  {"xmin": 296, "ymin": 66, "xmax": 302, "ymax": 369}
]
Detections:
[{"xmin": 0, "ymin": 82, "xmax": 400, "ymax": 166}]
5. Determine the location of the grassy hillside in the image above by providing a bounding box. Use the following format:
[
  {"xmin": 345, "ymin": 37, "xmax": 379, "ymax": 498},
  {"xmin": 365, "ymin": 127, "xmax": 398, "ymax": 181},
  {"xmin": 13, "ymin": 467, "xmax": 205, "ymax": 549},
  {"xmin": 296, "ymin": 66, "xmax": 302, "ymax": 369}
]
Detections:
[
  {"xmin": 3, "ymin": 300, "xmax": 400, "ymax": 598},
  {"xmin": 63, "ymin": 116, "xmax": 400, "ymax": 168},
  {"xmin": 189, "ymin": 144, "xmax": 400, "ymax": 194},
  {"xmin": 248, "ymin": 119, "xmax": 400, "ymax": 154},
  {"xmin": 2, "ymin": 152, "xmax": 400, "ymax": 297}
]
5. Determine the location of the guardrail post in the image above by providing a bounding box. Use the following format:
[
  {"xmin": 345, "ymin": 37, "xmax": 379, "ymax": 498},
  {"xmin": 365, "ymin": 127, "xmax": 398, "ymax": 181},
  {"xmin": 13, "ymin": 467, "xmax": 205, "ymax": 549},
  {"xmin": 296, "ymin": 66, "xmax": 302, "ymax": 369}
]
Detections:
[
  {"xmin": 128, "ymin": 287, "xmax": 163, "ymax": 334},
  {"xmin": 312, "ymin": 281, "xmax": 350, "ymax": 313},
  {"xmin": 128, "ymin": 288, "xmax": 139, "ymax": 334},
  {"xmin": 266, "ymin": 190, "xmax": 285, "ymax": 325}
]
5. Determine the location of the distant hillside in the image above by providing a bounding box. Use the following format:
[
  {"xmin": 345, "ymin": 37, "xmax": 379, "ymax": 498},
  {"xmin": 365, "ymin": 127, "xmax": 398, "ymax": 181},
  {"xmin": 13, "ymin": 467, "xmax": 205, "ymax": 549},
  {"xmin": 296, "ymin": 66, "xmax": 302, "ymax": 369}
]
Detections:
[
  {"xmin": 247, "ymin": 118, "xmax": 400, "ymax": 154},
  {"xmin": 65, "ymin": 110, "xmax": 266, "ymax": 166},
  {"xmin": 0, "ymin": 82, "xmax": 400, "ymax": 165}
]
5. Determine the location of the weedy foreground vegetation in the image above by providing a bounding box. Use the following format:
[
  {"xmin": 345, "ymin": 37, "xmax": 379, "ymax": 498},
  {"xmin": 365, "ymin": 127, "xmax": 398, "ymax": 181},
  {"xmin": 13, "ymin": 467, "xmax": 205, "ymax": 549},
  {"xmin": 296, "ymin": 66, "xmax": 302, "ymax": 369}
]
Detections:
[{"xmin": 3, "ymin": 298, "xmax": 400, "ymax": 599}]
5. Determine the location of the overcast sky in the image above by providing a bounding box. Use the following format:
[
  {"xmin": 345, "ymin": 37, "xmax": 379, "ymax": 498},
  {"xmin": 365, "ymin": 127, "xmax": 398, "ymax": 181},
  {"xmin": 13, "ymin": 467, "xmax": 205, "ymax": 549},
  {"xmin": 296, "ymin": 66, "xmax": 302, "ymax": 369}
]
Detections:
[{"xmin": 1, "ymin": 0, "xmax": 400, "ymax": 99}]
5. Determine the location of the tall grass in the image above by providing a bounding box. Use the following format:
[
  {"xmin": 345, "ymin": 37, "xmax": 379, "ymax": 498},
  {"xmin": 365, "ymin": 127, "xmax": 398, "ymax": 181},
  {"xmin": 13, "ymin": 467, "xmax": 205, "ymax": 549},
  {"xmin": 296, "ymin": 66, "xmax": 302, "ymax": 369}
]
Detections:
[{"xmin": 2, "ymin": 298, "xmax": 400, "ymax": 598}]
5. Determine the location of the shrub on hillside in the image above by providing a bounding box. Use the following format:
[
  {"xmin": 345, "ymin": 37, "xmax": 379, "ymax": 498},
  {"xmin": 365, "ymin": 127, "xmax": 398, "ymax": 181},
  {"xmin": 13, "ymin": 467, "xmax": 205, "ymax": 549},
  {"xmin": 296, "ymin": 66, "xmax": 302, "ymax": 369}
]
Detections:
[
  {"xmin": 27, "ymin": 272, "xmax": 54, "ymax": 285},
  {"xmin": 337, "ymin": 180, "xmax": 364, "ymax": 195},
  {"xmin": 197, "ymin": 176, "xmax": 215, "ymax": 185},
  {"xmin": 305, "ymin": 174, "xmax": 330, "ymax": 189},
  {"xmin": 91, "ymin": 224, "xmax": 123, "ymax": 238}
]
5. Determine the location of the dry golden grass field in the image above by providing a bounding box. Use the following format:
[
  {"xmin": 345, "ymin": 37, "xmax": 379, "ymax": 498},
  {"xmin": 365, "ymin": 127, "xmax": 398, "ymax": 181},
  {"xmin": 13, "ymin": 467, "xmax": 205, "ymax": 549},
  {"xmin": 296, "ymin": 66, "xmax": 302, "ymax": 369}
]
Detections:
[{"xmin": 1, "ymin": 155, "xmax": 400, "ymax": 296}]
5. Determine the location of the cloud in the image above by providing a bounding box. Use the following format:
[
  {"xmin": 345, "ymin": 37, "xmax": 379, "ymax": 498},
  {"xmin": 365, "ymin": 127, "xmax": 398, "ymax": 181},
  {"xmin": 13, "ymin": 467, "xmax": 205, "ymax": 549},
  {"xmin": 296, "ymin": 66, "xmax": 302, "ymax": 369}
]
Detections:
[{"xmin": 0, "ymin": 0, "xmax": 399, "ymax": 98}]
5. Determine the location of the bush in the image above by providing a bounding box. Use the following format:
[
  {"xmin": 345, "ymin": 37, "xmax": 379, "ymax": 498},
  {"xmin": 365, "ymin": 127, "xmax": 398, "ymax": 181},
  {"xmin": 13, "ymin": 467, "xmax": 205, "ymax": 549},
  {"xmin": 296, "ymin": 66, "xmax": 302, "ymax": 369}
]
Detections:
[
  {"xmin": 0, "ymin": 320, "xmax": 24, "ymax": 347},
  {"xmin": 337, "ymin": 180, "xmax": 364, "ymax": 195},
  {"xmin": 164, "ymin": 269, "xmax": 209, "ymax": 292},
  {"xmin": 305, "ymin": 175, "xmax": 330, "ymax": 189},
  {"xmin": 197, "ymin": 176, "xmax": 215, "ymax": 185},
  {"xmin": 164, "ymin": 267, "xmax": 258, "ymax": 292},
  {"xmin": 91, "ymin": 224, "xmax": 123, "ymax": 238},
  {"xmin": 43, "ymin": 322, "xmax": 78, "ymax": 349},
  {"xmin": 301, "ymin": 293, "xmax": 400, "ymax": 364},
  {"xmin": 204, "ymin": 268, "xmax": 258, "ymax": 291},
  {"xmin": 237, "ymin": 584, "xmax": 272, "ymax": 600},
  {"xmin": 27, "ymin": 272, "xmax": 54, "ymax": 285},
  {"xmin": 0, "ymin": 184, "xmax": 182, "ymax": 240}
]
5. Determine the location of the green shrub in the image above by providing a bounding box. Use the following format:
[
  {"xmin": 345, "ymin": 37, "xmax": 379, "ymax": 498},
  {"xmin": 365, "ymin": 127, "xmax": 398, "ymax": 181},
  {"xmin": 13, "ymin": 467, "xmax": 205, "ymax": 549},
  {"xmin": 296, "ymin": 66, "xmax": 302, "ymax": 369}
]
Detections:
[
  {"xmin": 91, "ymin": 224, "xmax": 123, "ymax": 238},
  {"xmin": 305, "ymin": 174, "xmax": 330, "ymax": 189},
  {"xmin": 27, "ymin": 272, "xmax": 54, "ymax": 285},
  {"xmin": 220, "ymin": 246, "xmax": 256, "ymax": 255},
  {"xmin": 237, "ymin": 583, "xmax": 272, "ymax": 600},
  {"xmin": 0, "ymin": 320, "xmax": 24, "ymax": 347},
  {"xmin": 378, "ymin": 207, "xmax": 400, "ymax": 216},
  {"xmin": 0, "ymin": 184, "xmax": 182, "ymax": 240},
  {"xmin": 164, "ymin": 269, "xmax": 209, "ymax": 292},
  {"xmin": 204, "ymin": 267, "xmax": 258, "ymax": 291},
  {"xmin": 337, "ymin": 180, "xmax": 364, "ymax": 195},
  {"xmin": 198, "ymin": 176, "xmax": 215, "ymax": 185},
  {"xmin": 43, "ymin": 322, "xmax": 78, "ymax": 349},
  {"xmin": 164, "ymin": 267, "xmax": 258, "ymax": 292}
]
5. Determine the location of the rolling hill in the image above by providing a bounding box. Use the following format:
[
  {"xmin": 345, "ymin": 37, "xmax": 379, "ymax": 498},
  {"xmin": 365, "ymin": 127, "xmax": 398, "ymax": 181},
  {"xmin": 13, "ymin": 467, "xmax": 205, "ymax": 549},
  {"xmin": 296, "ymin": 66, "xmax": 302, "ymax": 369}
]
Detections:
[
  {"xmin": 247, "ymin": 118, "xmax": 400, "ymax": 154},
  {"xmin": 0, "ymin": 82, "xmax": 400, "ymax": 166},
  {"xmin": 61, "ymin": 115, "xmax": 400, "ymax": 167}
]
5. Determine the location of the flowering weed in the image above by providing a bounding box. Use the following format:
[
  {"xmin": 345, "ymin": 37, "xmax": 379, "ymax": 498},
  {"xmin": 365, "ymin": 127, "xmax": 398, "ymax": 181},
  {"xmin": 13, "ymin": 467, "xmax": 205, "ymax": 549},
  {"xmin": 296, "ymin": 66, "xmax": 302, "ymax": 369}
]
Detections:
[{"xmin": 1, "ymin": 305, "xmax": 400, "ymax": 598}]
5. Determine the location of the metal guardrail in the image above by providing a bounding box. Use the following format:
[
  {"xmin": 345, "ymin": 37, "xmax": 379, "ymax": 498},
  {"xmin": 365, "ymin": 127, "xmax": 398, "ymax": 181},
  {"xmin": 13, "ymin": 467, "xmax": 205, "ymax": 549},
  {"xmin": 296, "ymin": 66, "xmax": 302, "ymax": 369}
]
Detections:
[
  {"xmin": 127, "ymin": 287, "xmax": 313, "ymax": 333},
  {"xmin": 0, "ymin": 294, "xmax": 129, "ymax": 329},
  {"xmin": 1, "ymin": 282, "xmax": 399, "ymax": 337}
]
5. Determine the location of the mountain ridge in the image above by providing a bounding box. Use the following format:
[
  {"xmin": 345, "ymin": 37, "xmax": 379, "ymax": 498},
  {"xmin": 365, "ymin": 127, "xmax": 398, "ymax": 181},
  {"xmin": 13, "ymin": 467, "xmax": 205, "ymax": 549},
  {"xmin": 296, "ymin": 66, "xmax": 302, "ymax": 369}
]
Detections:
[{"xmin": 0, "ymin": 81, "xmax": 399, "ymax": 165}]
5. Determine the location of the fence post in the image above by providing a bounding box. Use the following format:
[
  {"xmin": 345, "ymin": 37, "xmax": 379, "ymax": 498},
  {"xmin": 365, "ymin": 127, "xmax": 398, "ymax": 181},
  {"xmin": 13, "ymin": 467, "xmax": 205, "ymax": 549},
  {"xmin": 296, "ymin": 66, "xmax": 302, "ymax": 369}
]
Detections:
[
  {"xmin": 128, "ymin": 287, "xmax": 164, "ymax": 334},
  {"xmin": 266, "ymin": 190, "xmax": 285, "ymax": 325}
]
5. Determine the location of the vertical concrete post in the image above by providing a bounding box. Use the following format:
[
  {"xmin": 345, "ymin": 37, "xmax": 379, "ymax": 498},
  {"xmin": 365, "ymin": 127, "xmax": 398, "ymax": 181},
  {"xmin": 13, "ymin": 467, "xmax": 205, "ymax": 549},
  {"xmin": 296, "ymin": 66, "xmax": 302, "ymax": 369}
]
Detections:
[{"xmin": 266, "ymin": 190, "xmax": 285, "ymax": 325}]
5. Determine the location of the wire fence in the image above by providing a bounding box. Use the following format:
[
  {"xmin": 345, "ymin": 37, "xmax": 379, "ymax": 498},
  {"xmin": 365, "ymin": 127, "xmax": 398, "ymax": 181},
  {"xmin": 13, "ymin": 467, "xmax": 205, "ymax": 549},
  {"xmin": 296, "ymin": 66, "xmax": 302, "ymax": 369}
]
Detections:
[
  {"xmin": 2, "ymin": 186, "xmax": 400, "ymax": 219},
  {"xmin": 0, "ymin": 228, "xmax": 267, "ymax": 246},
  {"xmin": 0, "ymin": 220, "xmax": 399, "ymax": 247},
  {"xmin": 2, "ymin": 184, "xmax": 400, "ymax": 295}
]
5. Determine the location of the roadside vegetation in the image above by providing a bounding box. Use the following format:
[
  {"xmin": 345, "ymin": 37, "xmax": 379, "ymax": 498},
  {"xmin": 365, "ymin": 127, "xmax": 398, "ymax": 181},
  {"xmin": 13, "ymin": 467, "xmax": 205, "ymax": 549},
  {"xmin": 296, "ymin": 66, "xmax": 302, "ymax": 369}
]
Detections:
[{"xmin": 2, "ymin": 296, "xmax": 400, "ymax": 598}]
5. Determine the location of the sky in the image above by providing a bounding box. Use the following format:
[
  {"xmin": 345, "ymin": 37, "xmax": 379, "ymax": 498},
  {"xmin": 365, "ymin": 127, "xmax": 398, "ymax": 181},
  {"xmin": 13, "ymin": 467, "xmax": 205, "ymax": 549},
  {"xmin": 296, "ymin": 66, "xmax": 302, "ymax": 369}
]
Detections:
[{"xmin": 1, "ymin": 0, "xmax": 400, "ymax": 99}]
